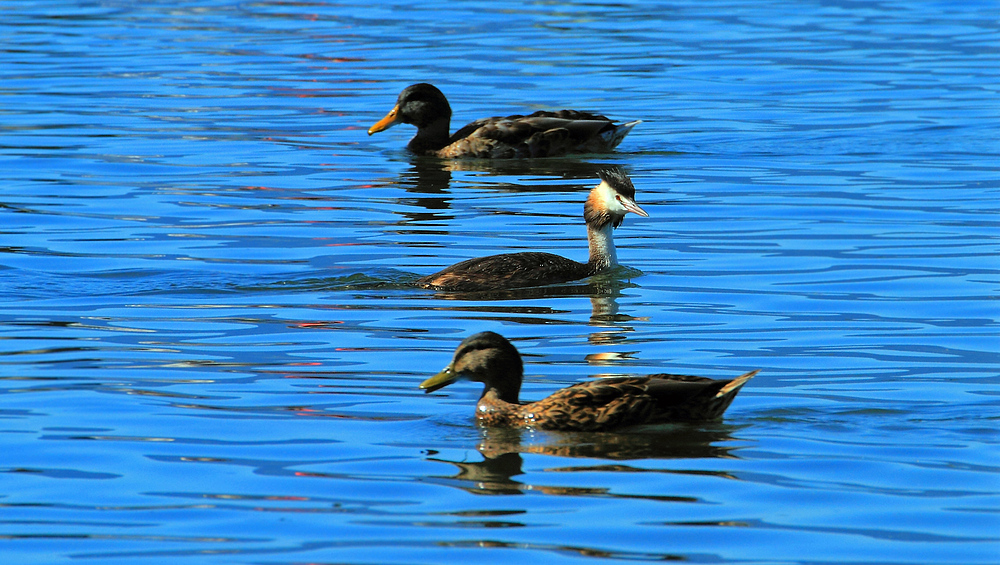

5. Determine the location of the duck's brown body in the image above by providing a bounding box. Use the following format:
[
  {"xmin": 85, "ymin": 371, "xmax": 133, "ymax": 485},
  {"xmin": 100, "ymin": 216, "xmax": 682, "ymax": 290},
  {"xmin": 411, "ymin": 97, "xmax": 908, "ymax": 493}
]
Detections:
[
  {"xmin": 421, "ymin": 332, "xmax": 758, "ymax": 432},
  {"xmin": 368, "ymin": 84, "xmax": 639, "ymax": 159},
  {"xmin": 435, "ymin": 110, "xmax": 637, "ymax": 159},
  {"xmin": 475, "ymin": 373, "xmax": 757, "ymax": 431}
]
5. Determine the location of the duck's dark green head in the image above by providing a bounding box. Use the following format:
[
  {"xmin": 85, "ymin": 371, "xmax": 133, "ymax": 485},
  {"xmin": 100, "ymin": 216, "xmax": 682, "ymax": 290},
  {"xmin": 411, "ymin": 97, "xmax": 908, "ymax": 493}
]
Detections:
[
  {"xmin": 369, "ymin": 83, "xmax": 452, "ymax": 134},
  {"xmin": 420, "ymin": 331, "xmax": 524, "ymax": 403}
]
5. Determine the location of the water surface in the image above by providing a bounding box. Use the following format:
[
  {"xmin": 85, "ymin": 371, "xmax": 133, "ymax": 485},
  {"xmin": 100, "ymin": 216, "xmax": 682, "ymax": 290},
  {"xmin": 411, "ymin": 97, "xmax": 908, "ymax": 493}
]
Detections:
[{"xmin": 1, "ymin": 1, "xmax": 998, "ymax": 563}]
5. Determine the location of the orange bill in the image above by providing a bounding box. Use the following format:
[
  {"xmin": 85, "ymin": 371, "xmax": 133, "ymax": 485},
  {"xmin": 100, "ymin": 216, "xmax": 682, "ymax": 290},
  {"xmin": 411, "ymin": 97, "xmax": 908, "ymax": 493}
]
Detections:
[{"xmin": 368, "ymin": 105, "xmax": 401, "ymax": 135}]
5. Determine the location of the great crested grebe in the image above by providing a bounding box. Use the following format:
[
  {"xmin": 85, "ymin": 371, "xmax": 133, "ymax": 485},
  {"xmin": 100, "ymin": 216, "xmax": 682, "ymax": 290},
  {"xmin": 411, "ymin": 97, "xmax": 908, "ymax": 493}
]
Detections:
[
  {"xmin": 368, "ymin": 83, "xmax": 640, "ymax": 158},
  {"xmin": 416, "ymin": 168, "xmax": 649, "ymax": 292},
  {"xmin": 420, "ymin": 332, "xmax": 758, "ymax": 431}
]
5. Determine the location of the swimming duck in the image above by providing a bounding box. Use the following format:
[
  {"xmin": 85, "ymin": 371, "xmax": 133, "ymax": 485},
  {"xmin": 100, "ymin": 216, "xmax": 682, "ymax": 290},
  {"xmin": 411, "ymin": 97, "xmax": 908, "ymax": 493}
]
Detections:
[
  {"xmin": 368, "ymin": 83, "xmax": 640, "ymax": 158},
  {"xmin": 416, "ymin": 168, "xmax": 647, "ymax": 291},
  {"xmin": 420, "ymin": 331, "xmax": 758, "ymax": 431}
]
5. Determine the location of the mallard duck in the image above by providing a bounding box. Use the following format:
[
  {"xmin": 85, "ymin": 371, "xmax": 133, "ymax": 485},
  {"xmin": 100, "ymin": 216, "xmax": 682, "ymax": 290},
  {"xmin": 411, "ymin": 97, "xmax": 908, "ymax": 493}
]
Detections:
[
  {"xmin": 417, "ymin": 168, "xmax": 647, "ymax": 291},
  {"xmin": 420, "ymin": 332, "xmax": 758, "ymax": 431},
  {"xmin": 368, "ymin": 83, "xmax": 640, "ymax": 158}
]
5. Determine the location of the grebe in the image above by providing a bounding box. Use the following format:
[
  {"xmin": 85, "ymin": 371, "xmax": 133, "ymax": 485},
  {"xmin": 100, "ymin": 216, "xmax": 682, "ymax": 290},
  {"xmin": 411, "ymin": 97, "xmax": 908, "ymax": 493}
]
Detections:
[
  {"xmin": 420, "ymin": 332, "xmax": 758, "ymax": 431},
  {"xmin": 368, "ymin": 83, "xmax": 640, "ymax": 158},
  {"xmin": 416, "ymin": 168, "xmax": 648, "ymax": 292}
]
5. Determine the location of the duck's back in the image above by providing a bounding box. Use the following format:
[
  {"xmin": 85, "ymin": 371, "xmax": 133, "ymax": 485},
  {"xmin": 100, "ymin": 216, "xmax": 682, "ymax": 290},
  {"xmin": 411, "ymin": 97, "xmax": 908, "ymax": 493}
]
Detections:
[
  {"xmin": 438, "ymin": 110, "xmax": 636, "ymax": 158},
  {"xmin": 520, "ymin": 372, "xmax": 757, "ymax": 431}
]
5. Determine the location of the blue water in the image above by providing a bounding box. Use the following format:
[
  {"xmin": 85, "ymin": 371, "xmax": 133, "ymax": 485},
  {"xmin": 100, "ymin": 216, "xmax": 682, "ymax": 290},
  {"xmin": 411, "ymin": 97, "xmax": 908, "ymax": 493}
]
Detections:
[{"xmin": 2, "ymin": 1, "xmax": 998, "ymax": 563}]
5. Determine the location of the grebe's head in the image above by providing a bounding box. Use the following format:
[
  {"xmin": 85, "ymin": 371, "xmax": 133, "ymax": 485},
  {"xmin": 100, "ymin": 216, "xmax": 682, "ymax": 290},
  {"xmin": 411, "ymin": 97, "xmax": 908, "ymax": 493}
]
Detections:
[
  {"xmin": 420, "ymin": 331, "xmax": 524, "ymax": 403},
  {"xmin": 584, "ymin": 168, "xmax": 649, "ymax": 230}
]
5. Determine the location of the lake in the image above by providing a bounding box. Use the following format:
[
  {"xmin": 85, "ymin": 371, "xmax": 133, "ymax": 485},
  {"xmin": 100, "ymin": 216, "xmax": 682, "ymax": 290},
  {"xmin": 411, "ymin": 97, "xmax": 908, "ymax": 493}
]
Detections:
[{"xmin": 1, "ymin": 1, "xmax": 998, "ymax": 563}]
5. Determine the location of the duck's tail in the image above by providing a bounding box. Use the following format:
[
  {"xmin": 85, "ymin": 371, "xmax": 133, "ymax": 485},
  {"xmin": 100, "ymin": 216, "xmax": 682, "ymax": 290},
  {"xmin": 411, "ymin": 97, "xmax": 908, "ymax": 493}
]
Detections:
[
  {"xmin": 700, "ymin": 369, "xmax": 758, "ymax": 420},
  {"xmin": 596, "ymin": 119, "xmax": 641, "ymax": 151},
  {"xmin": 716, "ymin": 369, "xmax": 759, "ymax": 399}
]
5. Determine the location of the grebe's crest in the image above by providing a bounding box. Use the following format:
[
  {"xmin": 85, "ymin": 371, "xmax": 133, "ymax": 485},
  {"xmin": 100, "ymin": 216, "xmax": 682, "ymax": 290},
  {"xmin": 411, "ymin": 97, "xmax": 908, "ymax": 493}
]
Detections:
[{"xmin": 597, "ymin": 167, "xmax": 636, "ymax": 200}]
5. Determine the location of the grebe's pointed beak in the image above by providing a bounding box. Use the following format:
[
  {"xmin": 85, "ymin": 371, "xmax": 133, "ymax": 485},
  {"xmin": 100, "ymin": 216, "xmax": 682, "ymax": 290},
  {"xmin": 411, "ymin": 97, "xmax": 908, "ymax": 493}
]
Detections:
[
  {"xmin": 368, "ymin": 104, "xmax": 401, "ymax": 135},
  {"xmin": 620, "ymin": 196, "xmax": 649, "ymax": 218}
]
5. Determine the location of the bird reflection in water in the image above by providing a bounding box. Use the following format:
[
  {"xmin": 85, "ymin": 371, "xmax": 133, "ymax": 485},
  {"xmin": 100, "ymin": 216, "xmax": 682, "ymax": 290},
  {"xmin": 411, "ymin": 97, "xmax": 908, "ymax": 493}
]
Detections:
[{"xmin": 425, "ymin": 424, "xmax": 745, "ymax": 497}]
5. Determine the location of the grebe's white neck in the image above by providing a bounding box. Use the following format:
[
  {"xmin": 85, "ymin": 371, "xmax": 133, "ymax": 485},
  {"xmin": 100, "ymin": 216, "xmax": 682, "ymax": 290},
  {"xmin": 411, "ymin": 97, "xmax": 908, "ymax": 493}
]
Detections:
[{"xmin": 587, "ymin": 221, "xmax": 618, "ymax": 271}]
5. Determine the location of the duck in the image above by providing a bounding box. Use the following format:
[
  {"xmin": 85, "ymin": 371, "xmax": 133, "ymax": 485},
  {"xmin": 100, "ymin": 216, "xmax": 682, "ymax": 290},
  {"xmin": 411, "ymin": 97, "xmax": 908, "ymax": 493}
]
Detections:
[
  {"xmin": 420, "ymin": 332, "xmax": 758, "ymax": 431},
  {"xmin": 368, "ymin": 83, "xmax": 640, "ymax": 158},
  {"xmin": 416, "ymin": 167, "xmax": 647, "ymax": 291}
]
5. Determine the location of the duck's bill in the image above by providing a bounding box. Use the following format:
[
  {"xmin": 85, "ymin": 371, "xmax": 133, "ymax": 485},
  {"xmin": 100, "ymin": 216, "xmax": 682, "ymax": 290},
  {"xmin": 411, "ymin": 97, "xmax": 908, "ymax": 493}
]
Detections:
[
  {"xmin": 420, "ymin": 366, "xmax": 457, "ymax": 393},
  {"xmin": 368, "ymin": 105, "xmax": 401, "ymax": 135},
  {"xmin": 622, "ymin": 197, "xmax": 649, "ymax": 218}
]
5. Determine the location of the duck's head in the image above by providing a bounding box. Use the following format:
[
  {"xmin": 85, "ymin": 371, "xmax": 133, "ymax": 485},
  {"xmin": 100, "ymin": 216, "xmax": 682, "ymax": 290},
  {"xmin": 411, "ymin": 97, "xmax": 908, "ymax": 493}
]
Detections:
[
  {"xmin": 584, "ymin": 168, "xmax": 649, "ymax": 230},
  {"xmin": 420, "ymin": 331, "xmax": 523, "ymax": 403},
  {"xmin": 368, "ymin": 83, "xmax": 452, "ymax": 135}
]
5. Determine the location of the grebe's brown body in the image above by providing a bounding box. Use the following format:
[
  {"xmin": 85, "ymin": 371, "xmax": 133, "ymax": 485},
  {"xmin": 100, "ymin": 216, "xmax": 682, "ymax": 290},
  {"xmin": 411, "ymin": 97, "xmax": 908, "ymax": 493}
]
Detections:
[
  {"xmin": 417, "ymin": 168, "xmax": 648, "ymax": 292},
  {"xmin": 368, "ymin": 83, "xmax": 639, "ymax": 159},
  {"xmin": 420, "ymin": 332, "xmax": 758, "ymax": 431}
]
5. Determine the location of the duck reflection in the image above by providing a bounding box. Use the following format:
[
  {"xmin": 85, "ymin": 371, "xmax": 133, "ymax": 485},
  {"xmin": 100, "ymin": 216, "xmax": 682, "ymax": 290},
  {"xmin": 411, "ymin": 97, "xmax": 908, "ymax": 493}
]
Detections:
[
  {"xmin": 426, "ymin": 424, "xmax": 743, "ymax": 496},
  {"xmin": 391, "ymin": 158, "xmax": 453, "ymax": 222},
  {"xmin": 395, "ymin": 157, "xmax": 452, "ymax": 193},
  {"xmin": 480, "ymin": 425, "xmax": 744, "ymax": 461},
  {"xmin": 418, "ymin": 153, "xmax": 625, "ymax": 180},
  {"xmin": 393, "ymin": 155, "xmax": 622, "ymax": 196},
  {"xmin": 426, "ymin": 450, "xmax": 526, "ymax": 496}
]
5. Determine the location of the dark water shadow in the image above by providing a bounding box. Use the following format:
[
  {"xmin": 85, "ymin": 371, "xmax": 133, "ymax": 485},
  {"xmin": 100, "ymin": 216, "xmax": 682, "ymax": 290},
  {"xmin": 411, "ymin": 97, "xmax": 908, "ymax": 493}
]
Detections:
[
  {"xmin": 397, "ymin": 153, "xmax": 634, "ymax": 180},
  {"xmin": 410, "ymin": 276, "xmax": 646, "ymax": 337},
  {"xmin": 269, "ymin": 274, "xmax": 648, "ymax": 351},
  {"xmin": 425, "ymin": 424, "xmax": 746, "ymax": 497},
  {"xmin": 428, "ymin": 155, "xmax": 635, "ymax": 185},
  {"xmin": 480, "ymin": 425, "xmax": 746, "ymax": 461},
  {"xmin": 377, "ymin": 155, "xmax": 639, "ymax": 211},
  {"xmin": 382, "ymin": 157, "xmax": 455, "ymax": 223}
]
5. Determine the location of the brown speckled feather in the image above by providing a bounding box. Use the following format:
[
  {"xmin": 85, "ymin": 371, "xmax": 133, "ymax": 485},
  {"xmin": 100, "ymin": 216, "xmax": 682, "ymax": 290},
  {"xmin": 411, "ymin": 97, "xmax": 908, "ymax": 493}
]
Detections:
[{"xmin": 478, "ymin": 374, "xmax": 757, "ymax": 431}]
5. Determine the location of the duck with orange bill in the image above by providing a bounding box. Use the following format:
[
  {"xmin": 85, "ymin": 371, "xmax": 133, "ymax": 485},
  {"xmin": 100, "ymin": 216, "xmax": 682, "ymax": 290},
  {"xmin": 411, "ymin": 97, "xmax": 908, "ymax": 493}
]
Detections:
[{"xmin": 368, "ymin": 83, "xmax": 640, "ymax": 158}]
